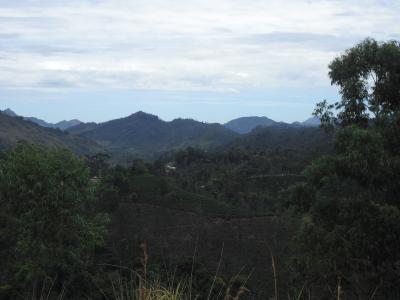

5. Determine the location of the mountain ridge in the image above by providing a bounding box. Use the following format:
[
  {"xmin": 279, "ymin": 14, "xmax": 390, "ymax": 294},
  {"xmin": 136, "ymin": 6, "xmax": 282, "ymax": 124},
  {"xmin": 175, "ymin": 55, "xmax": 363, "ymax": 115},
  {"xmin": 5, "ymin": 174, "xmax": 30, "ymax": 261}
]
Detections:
[
  {"xmin": 2, "ymin": 108, "xmax": 83, "ymax": 130},
  {"xmin": 2, "ymin": 108, "xmax": 325, "ymax": 161},
  {"xmin": 0, "ymin": 110, "xmax": 104, "ymax": 155},
  {"xmin": 228, "ymin": 123, "xmax": 333, "ymax": 153},
  {"xmin": 68, "ymin": 111, "xmax": 239, "ymax": 159},
  {"xmin": 224, "ymin": 116, "xmax": 278, "ymax": 134},
  {"xmin": 3, "ymin": 107, "xmax": 321, "ymax": 132},
  {"xmin": 224, "ymin": 115, "xmax": 320, "ymax": 134}
]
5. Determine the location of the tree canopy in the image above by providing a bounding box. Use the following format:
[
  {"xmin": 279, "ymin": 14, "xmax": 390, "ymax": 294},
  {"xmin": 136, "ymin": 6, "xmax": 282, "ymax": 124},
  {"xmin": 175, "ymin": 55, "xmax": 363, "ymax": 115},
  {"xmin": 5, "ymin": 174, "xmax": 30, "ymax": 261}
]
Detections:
[
  {"xmin": 0, "ymin": 144, "xmax": 108, "ymax": 295},
  {"xmin": 291, "ymin": 39, "xmax": 400, "ymax": 298},
  {"xmin": 315, "ymin": 38, "xmax": 400, "ymax": 126}
]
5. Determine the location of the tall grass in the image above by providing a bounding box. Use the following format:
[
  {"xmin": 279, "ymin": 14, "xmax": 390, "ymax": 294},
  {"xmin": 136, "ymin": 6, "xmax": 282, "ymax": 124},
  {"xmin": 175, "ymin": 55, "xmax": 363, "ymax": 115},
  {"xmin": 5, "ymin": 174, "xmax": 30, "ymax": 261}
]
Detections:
[
  {"xmin": 25, "ymin": 278, "xmax": 66, "ymax": 300},
  {"xmin": 23, "ymin": 242, "xmax": 317, "ymax": 300},
  {"xmin": 99, "ymin": 241, "xmax": 251, "ymax": 300}
]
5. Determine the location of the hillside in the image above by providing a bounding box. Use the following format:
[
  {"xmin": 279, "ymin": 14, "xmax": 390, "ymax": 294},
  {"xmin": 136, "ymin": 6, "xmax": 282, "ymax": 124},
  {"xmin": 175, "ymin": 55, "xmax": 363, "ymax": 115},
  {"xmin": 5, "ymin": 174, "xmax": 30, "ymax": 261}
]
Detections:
[
  {"xmin": 229, "ymin": 124, "xmax": 333, "ymax": 153},
  {"xmin": 67, "ymin": 122, "xmax": 99, "ymax": 134},
  {"xmin": 301, "ymin": 116, "xmax": 320, "ymax": 127},
  {"xmin": 0, "ymin": 112, "xmax": 104, "ymax": 155},
  {"xmin": 69, "ymin": 111, "xmax": 239, "ymax": 158},
  {"xmin": 224, "ymin": 116, "xmax": 278, "ymax": 134},
  {"xmin": 2, "ymin": 108, "xmax": 82, "ymax": 130},
  {"xmin": 224, "ymin": 115, "xmax": 320, "ymax": 134}
]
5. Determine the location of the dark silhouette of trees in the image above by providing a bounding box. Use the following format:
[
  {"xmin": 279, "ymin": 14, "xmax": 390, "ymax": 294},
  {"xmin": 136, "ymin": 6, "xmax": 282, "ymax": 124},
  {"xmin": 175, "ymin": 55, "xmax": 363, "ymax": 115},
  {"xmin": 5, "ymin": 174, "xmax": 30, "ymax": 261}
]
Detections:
[{"xmin": 291, "ymin": 39, "xmax": 400, "ymax": 298}]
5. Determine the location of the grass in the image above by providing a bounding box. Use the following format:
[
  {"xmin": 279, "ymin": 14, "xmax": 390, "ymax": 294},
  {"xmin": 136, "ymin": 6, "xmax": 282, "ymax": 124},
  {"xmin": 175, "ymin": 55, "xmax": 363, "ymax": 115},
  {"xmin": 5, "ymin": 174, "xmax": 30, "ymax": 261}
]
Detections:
[
  {"xmin": 21, "ymin": 242, "xmax": 320, "ymax": 300},
  {"xmin": 95, "ymin": 241, "xmax": 251, "ymax": 300}
]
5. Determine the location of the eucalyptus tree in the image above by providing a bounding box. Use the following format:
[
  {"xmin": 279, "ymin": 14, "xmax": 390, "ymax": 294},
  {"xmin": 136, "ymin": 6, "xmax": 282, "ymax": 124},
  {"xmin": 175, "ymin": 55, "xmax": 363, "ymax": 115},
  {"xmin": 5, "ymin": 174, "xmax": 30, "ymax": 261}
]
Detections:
[{"xmin": 290, "ymin": 39, "xmax": 400, "ymax": 299}]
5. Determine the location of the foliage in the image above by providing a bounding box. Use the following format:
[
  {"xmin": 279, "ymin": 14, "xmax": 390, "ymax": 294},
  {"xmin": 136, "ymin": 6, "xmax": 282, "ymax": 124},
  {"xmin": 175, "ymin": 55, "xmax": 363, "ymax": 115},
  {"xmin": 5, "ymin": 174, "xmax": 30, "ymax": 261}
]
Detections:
[
  {"xmin": 0, "ymin": 131, "xmax": 330, "ymax": 298},
  {"xmin": 0, "ymin": 144, "xmax": 108, "ymax": 296},
  {"xmin": 70, "ymin": 112, "xmax": 239, "ymax": 160},
  {"xmin": 224, "ymin": 116, "xmax": 277, "ymax": 134},
  {"xmin": 290, "ymin": 38, "xmax": 400, "ymax": 298},
  {"xmin": 0, "ymin": 112, "xmax": 103, "ymax": 155},
  {"xmin": 314, "ymin": 38, "xmax": 400, "ymax": 127},
  {"xmin": 5, "ymin": 38, "xmax": 400, "ymax": 299}
]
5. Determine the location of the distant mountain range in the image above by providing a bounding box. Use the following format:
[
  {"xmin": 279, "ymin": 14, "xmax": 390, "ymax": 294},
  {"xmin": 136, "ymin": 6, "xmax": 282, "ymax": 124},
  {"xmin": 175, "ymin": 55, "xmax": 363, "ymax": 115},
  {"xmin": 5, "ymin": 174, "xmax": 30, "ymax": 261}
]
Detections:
[
  {"xmin": 68, "ymin": 111, "xmax": 239, "ymax": 159},
  {"xmin": 66, "ymin": 112, "xmax": 323, "ymax": 159},
  {"xmin": 1, "ymin": 108, "xmax": 325, "ymax": 160},
  {"xmin": 0, "ymin": 111, "xmax": 103, "ymax": 155},
  {"xmin": 223, "ymin": 116, "xmax": 320, "ymax": 134},
  {"xmin": 224, "ymin": 116, "xmax": 279, "ymax": 134},
  {"xmin": 229, "ymin": 123, "xmax": 332, "ymax": 153},
  {"xmin": 2, "ymin": 108, "xmax": 82, "ymax": 130},
  {"xmin": 299, "ymin": 116, "xmax": 321, "ymax": 127},
  {"xmin": 2, "ymin": 107, "xmax": 320, "ymax": 134}
]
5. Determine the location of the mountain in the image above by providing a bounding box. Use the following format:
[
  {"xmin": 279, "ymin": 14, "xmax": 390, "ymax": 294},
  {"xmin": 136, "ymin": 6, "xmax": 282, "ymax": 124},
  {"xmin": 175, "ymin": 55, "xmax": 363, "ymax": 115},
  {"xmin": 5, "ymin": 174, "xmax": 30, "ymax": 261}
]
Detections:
[
  {"xmin": 24, "ymin": 117, "xmax": 83, "ymax": 130},
  {"xmin": 2, "ymin": 108, "xmax": 82, "ymax": 130},
  {"xmin": 68, "ymin": 111, "xmax": 239, "ymax": 159},
  {"xmin": 301, "ymin": 116, "xmax": 320, "ymax": 127},
  {"xmin": 0, "ymin": 111, "xmax": 104, "ymax": 155},
  {"xmin": 224, "ymin": 116, "xmax": 279, "ymax": 134},
  {"xmin": 229, "ymin": 124, "xmax": 333, "ymax": 153},
  {"xmin": 3, "ymin": 108, "xmax": 18, "ymax": 117},
  {"xmin": 54, "ymin": 119, "xmax": 82, "ymax": 130},
  {"xmin": 224, "ymin": 115, "xmax": 321, "ymax": 134},
  {"xmin": 67, "ymin": 122, "xmax": 99, "ymax": 135},
  {"xmin": 2, "ymin": 108, "xmax": 325, "ymax": 160},
  {"xmin": 24, "ymin": 116, "xmax": 52, "ymax": 127}
]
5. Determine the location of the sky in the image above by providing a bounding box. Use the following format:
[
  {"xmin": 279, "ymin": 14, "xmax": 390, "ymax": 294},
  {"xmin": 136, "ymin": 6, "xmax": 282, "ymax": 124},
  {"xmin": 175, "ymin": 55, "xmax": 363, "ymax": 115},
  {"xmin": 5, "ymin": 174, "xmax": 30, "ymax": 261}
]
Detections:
[{"xmin": 0, "ymin": 0, "xmax": 399, "ymax": 124}]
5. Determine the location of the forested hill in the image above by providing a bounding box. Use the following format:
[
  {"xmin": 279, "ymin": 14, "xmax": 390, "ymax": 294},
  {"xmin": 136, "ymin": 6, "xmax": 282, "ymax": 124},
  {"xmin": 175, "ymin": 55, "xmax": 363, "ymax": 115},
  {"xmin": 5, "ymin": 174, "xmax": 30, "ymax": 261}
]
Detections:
[
  {"xmin": 2, "ymin": 108, "xmax": 82, "ymax": 130},
  {"xmin": 1, "ymin": 108, "xmax": 331, "ymax": 161},
  {"xmin": 228, "ymin": 124, "xmax": 333, "ymax": 154},
  {"xmin": 68, "ymin": 111, "xmax": 239, "ymax": 159},
  {"xmin": 0, "ymin": 111, "xmax": 104, "ymax": 155},
  {"xmin": 224, "ymin": 115, "xmax": 320, "ymax": 134},
  {"xmin": 224, "ymin": 116, "xmax": 279, "ymax": 133}
]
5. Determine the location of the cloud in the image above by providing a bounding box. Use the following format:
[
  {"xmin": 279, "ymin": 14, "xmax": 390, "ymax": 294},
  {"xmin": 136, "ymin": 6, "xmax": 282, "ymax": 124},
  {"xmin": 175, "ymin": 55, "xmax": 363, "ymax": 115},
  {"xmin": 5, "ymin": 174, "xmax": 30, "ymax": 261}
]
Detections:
[
  {"xmin": 0, "ymin": 0, "xmax": 399, "ymax": 92},
  {"xmin": 239, "ymin": 32, "xmax": 360, "ymax": 52}
]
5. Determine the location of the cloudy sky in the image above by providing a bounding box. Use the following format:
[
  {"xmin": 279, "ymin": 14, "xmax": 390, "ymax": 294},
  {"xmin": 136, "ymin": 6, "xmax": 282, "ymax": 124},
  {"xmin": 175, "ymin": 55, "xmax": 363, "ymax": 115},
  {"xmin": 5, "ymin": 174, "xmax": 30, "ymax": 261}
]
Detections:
[{"xmin": 0, "ymin": 0, "xmax": 399, "ymax": 123}]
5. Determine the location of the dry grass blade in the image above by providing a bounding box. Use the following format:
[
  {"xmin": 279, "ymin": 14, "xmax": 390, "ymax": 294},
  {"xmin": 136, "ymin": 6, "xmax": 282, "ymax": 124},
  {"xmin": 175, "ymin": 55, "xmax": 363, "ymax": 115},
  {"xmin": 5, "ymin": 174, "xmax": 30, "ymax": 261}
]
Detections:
[{"xmin": 207, "ymin": 242, "xmax": 224, "ymax": 300}]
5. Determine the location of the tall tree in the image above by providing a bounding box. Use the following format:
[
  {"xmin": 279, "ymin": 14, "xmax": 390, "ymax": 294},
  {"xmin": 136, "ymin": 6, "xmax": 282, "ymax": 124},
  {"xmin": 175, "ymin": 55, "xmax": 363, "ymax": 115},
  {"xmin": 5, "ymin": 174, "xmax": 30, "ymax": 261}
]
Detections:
[
  {"xmin": 0, "ymin": 144, "xmax": 108, "ymax": 295},
  {"xmin": 315, "ymin": 38, "xmax": 400, "ymax": 126},
  {"xmin": 290, "ymin": 39, "xmax": 400, "ymax": 299}
]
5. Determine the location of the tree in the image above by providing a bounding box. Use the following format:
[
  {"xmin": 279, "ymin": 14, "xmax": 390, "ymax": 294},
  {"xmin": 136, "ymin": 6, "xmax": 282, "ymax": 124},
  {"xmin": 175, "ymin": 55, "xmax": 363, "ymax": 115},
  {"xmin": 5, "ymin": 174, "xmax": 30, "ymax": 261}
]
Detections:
[
  {"xmin": 314, "ymin": 38, "xmax": 400, "ymax": 126},
  {"xmin": 0, "ymin": 144, "xmax": 108, "ymax": 294},
  {"xmin": 85, "ymin": 152, "xmax": 110, "ymax": 178},
  {"xmin": 291, "ymin": 39, "xmax": 400, "ymax": 298}
]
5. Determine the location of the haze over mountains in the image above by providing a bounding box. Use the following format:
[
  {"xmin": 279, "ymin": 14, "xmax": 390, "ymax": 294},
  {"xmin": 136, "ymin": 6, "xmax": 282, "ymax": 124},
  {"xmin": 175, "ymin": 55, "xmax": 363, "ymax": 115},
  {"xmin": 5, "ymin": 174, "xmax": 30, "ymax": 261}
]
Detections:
[{"xmin": 0, "ymin": 108, "xmax": 324, "ymax": 160}]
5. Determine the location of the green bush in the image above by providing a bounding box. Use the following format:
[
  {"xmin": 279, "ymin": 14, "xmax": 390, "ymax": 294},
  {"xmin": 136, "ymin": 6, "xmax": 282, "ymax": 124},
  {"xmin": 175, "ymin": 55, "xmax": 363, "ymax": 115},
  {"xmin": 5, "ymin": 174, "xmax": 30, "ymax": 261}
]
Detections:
[{"xmin": 0, "ymin": 143, "xmax": 109, "ymax": 296}]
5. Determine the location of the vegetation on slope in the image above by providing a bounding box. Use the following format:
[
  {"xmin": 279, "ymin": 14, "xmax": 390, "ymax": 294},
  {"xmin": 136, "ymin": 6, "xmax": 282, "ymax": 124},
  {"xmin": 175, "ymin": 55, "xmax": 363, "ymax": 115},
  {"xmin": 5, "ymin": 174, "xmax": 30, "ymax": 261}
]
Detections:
[
  {"xmin": 287, "ymin": 38, "xmax": 400, "ymax": 299},
  {"xmin": 68, "ymin": 111, "xmax": 239, "ymax": 160},
  {"xmin": 0, "ymin": 112, "xmax": 104, "ymax": 155},
  {"xmin": 223, "ymin": 116, "xmax": 278, "ymax": 134}
]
